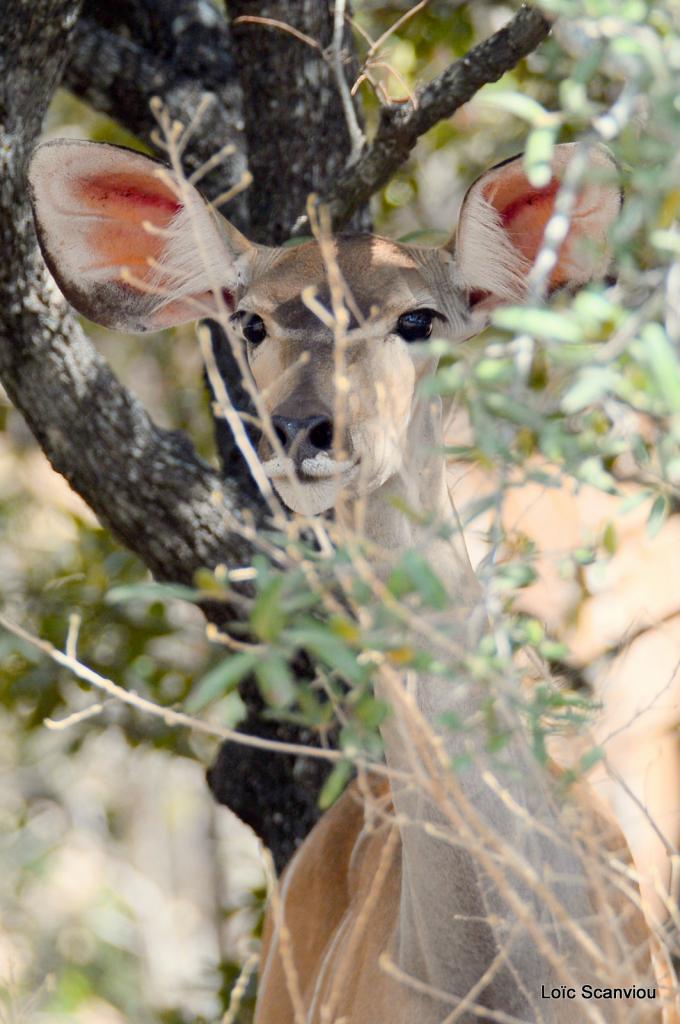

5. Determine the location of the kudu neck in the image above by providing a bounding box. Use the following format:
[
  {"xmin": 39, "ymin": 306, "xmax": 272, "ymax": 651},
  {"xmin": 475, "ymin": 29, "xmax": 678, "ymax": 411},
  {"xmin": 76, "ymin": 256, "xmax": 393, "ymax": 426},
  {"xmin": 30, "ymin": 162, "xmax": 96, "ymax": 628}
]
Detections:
[
  {"xmin": 343, "ymin": 404, "xmax": 604, "ymax": 1013},
  {"xmin": 340, "ymin": 393, "xmax": 478, "ymax": 604}
]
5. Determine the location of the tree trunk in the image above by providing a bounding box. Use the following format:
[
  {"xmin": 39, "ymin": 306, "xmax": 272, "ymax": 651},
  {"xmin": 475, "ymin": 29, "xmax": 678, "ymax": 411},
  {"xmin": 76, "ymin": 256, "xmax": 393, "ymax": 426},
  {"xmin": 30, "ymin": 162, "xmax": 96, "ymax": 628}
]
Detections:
[{"xmin": 229, "ymin": 0, "xmax": 370, "ymax": 244}]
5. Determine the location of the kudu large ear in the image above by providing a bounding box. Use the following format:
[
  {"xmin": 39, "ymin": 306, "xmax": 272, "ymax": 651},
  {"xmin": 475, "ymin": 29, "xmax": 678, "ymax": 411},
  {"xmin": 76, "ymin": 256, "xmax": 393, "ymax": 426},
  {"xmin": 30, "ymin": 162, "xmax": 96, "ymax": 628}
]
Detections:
[
  {"xmin": 449, "ymin": 143, "xmax": 621, "ymax": 313},
  {"xmin": 28, "ymin": 140, "xmax": 255, "ymax": 332}
]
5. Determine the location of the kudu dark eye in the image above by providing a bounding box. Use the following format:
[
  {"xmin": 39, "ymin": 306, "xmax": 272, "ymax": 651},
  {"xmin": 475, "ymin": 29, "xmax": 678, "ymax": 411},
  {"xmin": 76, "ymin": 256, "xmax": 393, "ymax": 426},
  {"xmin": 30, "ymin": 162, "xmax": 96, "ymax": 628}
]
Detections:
[
  {"xmin": 243, "ymin": 314, "xmax": 267, "ymax": 345},
  {"xmin": 396, "ymin": 308, "xmax": 436, "ymax": 342}
]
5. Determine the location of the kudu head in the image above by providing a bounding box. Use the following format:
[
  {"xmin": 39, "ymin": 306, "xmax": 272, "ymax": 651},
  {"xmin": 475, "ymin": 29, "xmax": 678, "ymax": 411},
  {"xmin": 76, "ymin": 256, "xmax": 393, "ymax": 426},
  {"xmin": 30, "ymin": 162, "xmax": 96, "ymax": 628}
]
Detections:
[{"xmin": 28, "ymin": 140, "xmax": 620, "ymax": 516}]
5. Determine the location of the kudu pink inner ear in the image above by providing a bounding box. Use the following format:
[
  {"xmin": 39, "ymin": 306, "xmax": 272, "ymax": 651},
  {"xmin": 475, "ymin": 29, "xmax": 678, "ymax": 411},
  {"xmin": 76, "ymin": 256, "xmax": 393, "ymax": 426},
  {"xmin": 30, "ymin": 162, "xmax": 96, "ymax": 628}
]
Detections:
[
  {"xmin": 72, "ymin": 171, "xmax": 181, "ymax": 276},
  {"xmin": 484, "ymin": 174, "xmax": 560, "ymax": 267},
  {"xmin": 63, "ymin": 165, "xmax": 224, "ymax": 328},
  {"xmin": 78, "ymin": 170, "xmax": 182, "ymax": 215},
  {"xmin": 455, "ymin": 144, "xmax": 620, "ymax": 308}
]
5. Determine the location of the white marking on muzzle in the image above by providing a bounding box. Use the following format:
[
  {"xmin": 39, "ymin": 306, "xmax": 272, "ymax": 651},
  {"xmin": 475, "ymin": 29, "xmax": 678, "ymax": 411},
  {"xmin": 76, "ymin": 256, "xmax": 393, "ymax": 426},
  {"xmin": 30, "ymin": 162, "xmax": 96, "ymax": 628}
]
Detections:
[
  {"xmin": 261, "ymin": 453, "xmax": 355, "ymax": 481},
  {"xmin": 261, "ymin": 455, "xmax": 295, "ymax": 480},
  {"xmin": 300, "ymin": 454, "xmax": 355, "ymax": 479}
]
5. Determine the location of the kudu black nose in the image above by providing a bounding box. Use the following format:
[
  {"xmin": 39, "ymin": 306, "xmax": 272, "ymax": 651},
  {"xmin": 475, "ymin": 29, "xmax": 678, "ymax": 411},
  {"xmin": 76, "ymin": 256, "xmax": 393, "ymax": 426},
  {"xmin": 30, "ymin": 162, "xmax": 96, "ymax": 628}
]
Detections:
[{"xmin": 272, "ymin": 415, "xmax": 334, "ymax": 459}]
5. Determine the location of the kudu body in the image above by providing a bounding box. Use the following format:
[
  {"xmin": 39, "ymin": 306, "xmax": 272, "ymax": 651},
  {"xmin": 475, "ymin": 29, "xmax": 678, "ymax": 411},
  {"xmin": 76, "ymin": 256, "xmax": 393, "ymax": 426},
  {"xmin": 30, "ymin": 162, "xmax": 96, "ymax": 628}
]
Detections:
[{"xmin": 28, "ymin": 139, "xmax": 679, "ymax": 1021}]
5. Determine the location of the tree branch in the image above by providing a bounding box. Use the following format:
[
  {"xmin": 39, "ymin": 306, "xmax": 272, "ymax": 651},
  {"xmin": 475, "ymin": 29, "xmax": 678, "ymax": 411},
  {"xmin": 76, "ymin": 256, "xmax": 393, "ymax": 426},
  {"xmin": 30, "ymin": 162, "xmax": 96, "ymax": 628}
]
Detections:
[
  {"xmin": 0, "ymin": 2, "xmax": 259, "ymax": 587},
  {"xmin": 296, "ymin": 4, "xmax": 552, "ymax": 234},
  {"xmin": 1, "ymin": 613, "xmax": 349, "ymax": 765}
]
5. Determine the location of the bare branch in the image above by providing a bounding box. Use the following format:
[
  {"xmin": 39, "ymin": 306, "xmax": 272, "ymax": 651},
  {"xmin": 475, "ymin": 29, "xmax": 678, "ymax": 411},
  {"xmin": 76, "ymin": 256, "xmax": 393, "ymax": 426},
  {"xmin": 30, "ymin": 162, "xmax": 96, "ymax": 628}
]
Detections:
[
  {"xmin": 295, "ymin": 4, "xmax": 552, "ymax": 234},
  {"xmin": 0, "ymin": 613, "xmax": 348, "ymax": 764},
  {"xmin": 232, "ymin": 14, "xmax": 323, "ymax": 52},
  {"xmin": 366, "ymin": 0, "xmax": 431, "ymax": 59}
]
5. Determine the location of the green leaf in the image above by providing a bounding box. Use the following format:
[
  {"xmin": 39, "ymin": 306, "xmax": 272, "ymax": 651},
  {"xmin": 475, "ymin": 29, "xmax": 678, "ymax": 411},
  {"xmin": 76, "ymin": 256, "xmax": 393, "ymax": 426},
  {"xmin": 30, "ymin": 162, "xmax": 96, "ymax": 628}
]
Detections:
[
  {"xmin": 354, "ymin": 693, "xmax": 388, "ymax": 730},
  {"xmin": 318, "ymin": 760, "xmax": 353, "ymax": 810},
  {"xmin": 577, "ymin": 745, "xmax": 605, "ymax": 774},
  {"xmin": 215, "ymin": 691, "xmax": 248, "ymax": 729},
  {"xmin": 493, "ymin": 307, "xmax": 584, "ymax": 343},
  {"xmin": 647, "ymin": 494, "xmax": 670, "ymax": 538},
  {"xmin": 425, "ymin": 362, "xmax": 466, "ymax": 395},
  {"xmin": 494, "ymin": 562, "xmax": 537, "ymax": 590},
  {"xmin": 251, "ymin": 576, "xmax": 286, "ymax": 642},
  {"xmin": 474, "ymin": 358, "xmax": 515, "ymax": 385},
  {"xmin": 577, "ymin": 457, "xmax": 617, "ymax": 493},
  {"xmin": 538, "ymin": 640, "xmax": 569, "ymax": 662},
  {"xmin": 194, "ymin": 567, "xmax": 230, "ymax": 595},
  {"xmin": 562, "ymin": 745, "xmax": 605, "ymax": 787},
  {"xmin": 602, "ymin": 521, "xmax": 618, "ymax": 555},
  {"xmin": 561, "ymin": 369, "xmax": 617, "ymax": 413},
  {"xmin": 255, "ymin": 654, "xmax": 296, "ymax": 708},
  {"xmin": 573, "ymin": 547, "xmax": 596, "ymax": 566},
  {"xmin": 650, "ymin": 229, "xmax": 680, "ymax": 255},
  {"xmin": 339, "ymin": 722, "xmax": 383, "ymax": 760},
  {"xmin": 398, "ymin": 550, "xmax": 448, "ymax": 610},
  {"xmin": 298, "ymin": 686, "xmax": 333, "ymax": 727},
  {"xmin": 523, "ymin": 618, "xmax": 545, "ymax": 646},
  {"xmin": 640, "ymin": 323, "xmax": 680, "ymax": 413},
  {"xmin": 185, "ymin": 652, "xmax": 258, "ymax": 713},
  {"xmin": 483, "ymin": 392, "xmax": 543, "ymax": 429},
  {"xmin": 106, "ymin": 581, "xmax": 199, "ymax": 605},
  {"xmin": 617, "ymin": 489, "xmax": 652, "ymax": 516},
  {"xmin": 480, "ymin": 91, "xmax": 555, "ymax": 124},
  {"xmin": 524, "ymin": 125, "xmax": 558, "ymax": 188},
  {"xmin": 288, "ymin": 624, "xmax": 365, "ymax": 684}
]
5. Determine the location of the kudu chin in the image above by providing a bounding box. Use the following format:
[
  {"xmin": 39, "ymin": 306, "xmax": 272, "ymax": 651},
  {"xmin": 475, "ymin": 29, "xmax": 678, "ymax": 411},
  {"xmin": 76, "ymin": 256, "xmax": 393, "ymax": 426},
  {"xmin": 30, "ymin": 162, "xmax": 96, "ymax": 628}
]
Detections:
[{"xmin": 29, "ymin": 138, "xmax": 680, "ymax": 1021}]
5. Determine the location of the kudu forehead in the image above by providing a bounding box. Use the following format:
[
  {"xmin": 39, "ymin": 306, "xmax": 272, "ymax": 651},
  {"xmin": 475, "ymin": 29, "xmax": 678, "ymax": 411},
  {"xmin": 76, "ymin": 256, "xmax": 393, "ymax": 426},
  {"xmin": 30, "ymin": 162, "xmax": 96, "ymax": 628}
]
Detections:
[{"xmin": 246, "ymin": 236, "xmax": 433, "ymax": 328}]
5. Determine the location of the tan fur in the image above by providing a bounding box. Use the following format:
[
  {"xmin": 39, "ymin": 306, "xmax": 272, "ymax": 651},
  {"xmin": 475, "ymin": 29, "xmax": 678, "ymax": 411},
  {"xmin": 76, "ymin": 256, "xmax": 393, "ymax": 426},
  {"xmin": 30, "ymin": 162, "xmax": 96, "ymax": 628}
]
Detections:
[{"xmin": 257, "ymin": 780, "xmax": 677, "ymax": 1024}]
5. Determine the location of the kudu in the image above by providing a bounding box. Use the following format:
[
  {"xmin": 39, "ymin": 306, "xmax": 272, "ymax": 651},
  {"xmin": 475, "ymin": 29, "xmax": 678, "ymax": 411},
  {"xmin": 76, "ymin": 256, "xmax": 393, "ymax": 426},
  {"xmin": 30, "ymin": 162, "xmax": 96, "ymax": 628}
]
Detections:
[{"xmin": 28, "ymin": 139, "xmax": 680, "ymax": 1022}]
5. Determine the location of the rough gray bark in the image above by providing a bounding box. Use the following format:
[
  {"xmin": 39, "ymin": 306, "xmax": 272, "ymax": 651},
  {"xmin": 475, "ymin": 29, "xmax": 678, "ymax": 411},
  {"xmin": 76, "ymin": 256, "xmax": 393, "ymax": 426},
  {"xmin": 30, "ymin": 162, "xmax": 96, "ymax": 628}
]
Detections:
[
  {"xmin": 227, "ymin": 0, "xmax": 371, "ymax": 243},
  {"xmin": 0, "ymin": 1, "xmax": 257, "ymax": 586}
]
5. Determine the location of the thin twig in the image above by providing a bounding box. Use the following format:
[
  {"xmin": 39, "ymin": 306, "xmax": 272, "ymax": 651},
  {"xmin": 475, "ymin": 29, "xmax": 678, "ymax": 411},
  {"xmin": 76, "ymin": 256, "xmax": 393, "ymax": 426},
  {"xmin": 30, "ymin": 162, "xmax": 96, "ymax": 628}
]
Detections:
[
  {"xmin": 232, "ymin": 15, "xmax": 322, "ymax": 52},
  {"xmin": 44, "ymin": 701, "xmax": 106, "ymax": 731},
  {"xmin": 221, "ymin": 953, "xmax": 259, "ymax": 1024},
  {"xmin": 331, "ymin": 0, "xmax": 365, "ymax": 163},
  {"xmin": 368, "ymin": 0, "xmax": 430, "ymax": 58},
  {"xmin": 0, "ymin": 613, "xmax": 344, "ymax": 764},
  {"xmin": 198, "ymin": 324, "xmax": 279, "ymax": 510}
]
